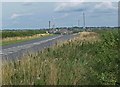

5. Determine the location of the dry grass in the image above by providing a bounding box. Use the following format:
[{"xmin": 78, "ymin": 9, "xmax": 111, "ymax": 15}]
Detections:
[
  {"xmin": 2, "ymin": 34, "xmax": 50, "ymax": 42},
  {"xmin": 77, "ymin": 31, "xmax": 100, "ymax": 42},
  {"xmin": 2, "ymin": 32, "xmax": 100, "ymax": 85},
  {"xmin": 2, "ymin": 30, "xmax": 118, "ymax": 85},
  {"xmin": 79, "ymin": 32, "xmax": 98, "ymax": 37},
  {"xmin": 48, "ymin": 60, "xmax": 58, "ymax": 85}
]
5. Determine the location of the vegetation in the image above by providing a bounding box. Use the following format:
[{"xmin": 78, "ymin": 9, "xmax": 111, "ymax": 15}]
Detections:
[
  {"xmin": 1, "ymin": 30, "xmax": 51, "ymax": 46},
  {"xmin": 1, "ymin": 34, "xmax": 52, "ymax": 46},
  {"xmin": 1, "ymin": 30, "xmax": 46, "ymax": 38},
  {"xmin": 2, "ymin": 29, "xmax": 119, "ymax": 85}
]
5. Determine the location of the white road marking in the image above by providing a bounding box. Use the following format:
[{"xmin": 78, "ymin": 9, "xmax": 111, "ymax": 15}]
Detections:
[{"xmin": 1, "ymin": 35, "xmax": 63, "ymax": 56}]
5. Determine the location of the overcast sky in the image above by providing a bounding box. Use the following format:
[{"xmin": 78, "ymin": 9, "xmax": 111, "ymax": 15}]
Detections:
[{"xmin": 2, "ymin": 1, "xmax": 118, "ymax": 29}]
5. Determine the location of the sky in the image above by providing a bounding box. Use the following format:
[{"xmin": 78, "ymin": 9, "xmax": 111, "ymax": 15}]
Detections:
[{"xmin": 1, "ymin": 1, "xmax": 118, "ymax": 29}]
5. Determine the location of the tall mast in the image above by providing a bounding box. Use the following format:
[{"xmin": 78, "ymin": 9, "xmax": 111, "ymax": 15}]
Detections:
[
  {"xmin": 78, "ymin": 20, "xmax": 80, "ymax": 27},
  {"xmin": 49, "ymin": 21, "xmax": 51, "ymax": 29},
  {"xmin": 83, "ymin": 12, "xmax": 86, "ymax": 29}
]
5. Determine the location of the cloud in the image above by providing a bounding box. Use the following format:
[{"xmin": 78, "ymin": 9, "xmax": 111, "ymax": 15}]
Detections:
[
  {"xmin": 91, "ymin": 2, "xmax": 118, "ymax": 14},
  {"xmin": 10, "ymin": 13, "xmax": 33, "ymax": 19},
  {"xmin": 54, "ymin": 1, "xmax": 85, "ymax": 12},
  {"xmin": 94, "ymin": 2, "xmax": 117, "ymax": 10},
  {"xmin": 54, "ymin": 2, "xmax": 117, "ymax": 14}
]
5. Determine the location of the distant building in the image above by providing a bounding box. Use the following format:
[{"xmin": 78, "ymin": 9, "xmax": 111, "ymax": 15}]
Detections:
[
  {"xmin": 48, "ymin": 29, "xmax": 73, "ymax": 35},
  {"xmin": 59, "ymin": 29, "xmax": 73, "ymax": 35}
]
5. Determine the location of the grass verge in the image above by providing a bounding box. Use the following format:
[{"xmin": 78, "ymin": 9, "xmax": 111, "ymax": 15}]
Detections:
[
  {"xmin": 1, "ymin": 34, "xmax": 53, "ymax": 46},
  {"xmin": 2, "ymin": 29, "xmax": 119, "ymax": 85}
]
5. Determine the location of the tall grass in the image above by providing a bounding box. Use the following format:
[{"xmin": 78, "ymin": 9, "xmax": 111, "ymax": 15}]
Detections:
[{"xmin": 2, "ymin": 29, "xmax": 119, "ymax": 85}]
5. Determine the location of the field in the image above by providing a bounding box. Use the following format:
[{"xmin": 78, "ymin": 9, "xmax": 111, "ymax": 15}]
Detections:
[
  {"xmin": 1, "ymin": 30, "xmax": 47, "ymax": 38},
  {"xmin": 1, "ymin": 30, "xmax": 51, "ymax": 46},
  {"xmin": 2, "ymin": 29, "xmax": 119, "ymax": 85}
]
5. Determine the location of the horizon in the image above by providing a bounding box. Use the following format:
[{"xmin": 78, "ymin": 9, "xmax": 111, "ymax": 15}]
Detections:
[{"xmin": 2, "ymin": 26, "xmax": 119, "ymax": 30}]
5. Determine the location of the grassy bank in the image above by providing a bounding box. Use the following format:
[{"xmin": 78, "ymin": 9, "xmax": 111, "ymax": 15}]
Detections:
[{"xmin": 2, "ymin": 29, "xmax": 119, "ymax": 85}]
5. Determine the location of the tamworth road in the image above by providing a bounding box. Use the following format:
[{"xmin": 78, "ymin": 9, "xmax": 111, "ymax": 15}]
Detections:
[{"xmin": 1, "ymin": 34, "xmax": 79, "ymax": 61}]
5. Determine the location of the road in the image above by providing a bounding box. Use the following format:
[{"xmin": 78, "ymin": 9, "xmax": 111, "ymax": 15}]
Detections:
[{"xmin": 1, "ymin": 34, "xmax": 78, "ymax": 61}]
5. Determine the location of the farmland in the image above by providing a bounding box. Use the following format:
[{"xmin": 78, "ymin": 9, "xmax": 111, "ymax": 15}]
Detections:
[
  {"xmin": 2, "ymin": 30, "xmax": 47, "ymax": 38},
  {"xmin": 1, "ymin": 30, "xmax": 51, "ymax": 46},
  {"xmin": 2, "ymin": 29, "xmax": 119, "ymax": 85}
]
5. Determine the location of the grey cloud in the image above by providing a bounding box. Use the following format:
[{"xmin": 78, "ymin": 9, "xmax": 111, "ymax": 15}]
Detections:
[
  {"xmin": 55, "ymin": 2, "xmax": 96, "ymax": 13},
  {"xmin": 56, "ymin": 8, "xmax": 85, "ymax": 13},
  {"xmin": 55, "ymin": 2, "xmax": 117, "ymax": 15}
]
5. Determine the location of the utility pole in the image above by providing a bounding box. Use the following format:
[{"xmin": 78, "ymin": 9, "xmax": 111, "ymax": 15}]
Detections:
[
  {"xmin": 78, "ymin": 20, "xmax": 80, "ymax": 27},
  {"xmin": 83, "ymin": 12, "xmax": 86, "ymax": 29},
  {"xmin": 49, "ymin": 21, "xmax": 51, "ymax": 29}
]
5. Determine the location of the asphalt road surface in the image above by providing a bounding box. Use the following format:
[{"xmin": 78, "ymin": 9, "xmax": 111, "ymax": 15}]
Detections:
[{"xmin": 1, "ymin": 34, "xmax": 78, "ymax": 61}]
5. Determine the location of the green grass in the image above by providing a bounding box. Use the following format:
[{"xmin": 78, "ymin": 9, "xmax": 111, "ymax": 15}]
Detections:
[
  {"xmin": 1, "ymin": 30, "xmax": 47, "ymax": 38},
  {"xmin": 1, "ymin": 34, "xmax": 53, "ymax": 46},
  {"xmin": 2, "ymin": 29, "xmax": 119, "ymax": 85},
  {"xmin": 0, "ymin": 30, "xmax": 52, "ymax": 46}
]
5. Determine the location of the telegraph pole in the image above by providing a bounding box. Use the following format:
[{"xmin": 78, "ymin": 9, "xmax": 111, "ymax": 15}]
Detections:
[
  {"xmin": 78, "ymin": 20, "xmax": 80, "ymax": 27},
  {"xmin": 49, "ymin": 21, "xmax": 51, "ymax": 29},
  {"xmin": 83, "ymin": 12, "xmax": 86, "ymax": 29}
]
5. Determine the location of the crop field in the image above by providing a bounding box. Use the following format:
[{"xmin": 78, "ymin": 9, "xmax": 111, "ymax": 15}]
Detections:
[{"xmin": 2, "ymin": 29, "xmax": 119, "ymax": 85}]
